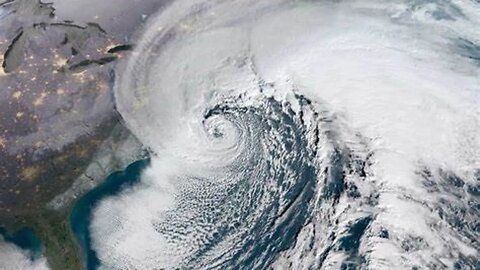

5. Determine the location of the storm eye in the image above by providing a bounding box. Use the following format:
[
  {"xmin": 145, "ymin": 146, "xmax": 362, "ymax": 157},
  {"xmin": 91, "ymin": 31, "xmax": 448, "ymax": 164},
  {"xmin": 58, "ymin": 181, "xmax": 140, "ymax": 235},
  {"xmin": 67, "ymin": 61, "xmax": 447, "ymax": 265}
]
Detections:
[
  {"xmin": 212, "ymin": 126, "xmax": 224, "ymax": 138},
  {"xmin": 203, "ymin": 114, "xmax": 232, "ymax": 140}
]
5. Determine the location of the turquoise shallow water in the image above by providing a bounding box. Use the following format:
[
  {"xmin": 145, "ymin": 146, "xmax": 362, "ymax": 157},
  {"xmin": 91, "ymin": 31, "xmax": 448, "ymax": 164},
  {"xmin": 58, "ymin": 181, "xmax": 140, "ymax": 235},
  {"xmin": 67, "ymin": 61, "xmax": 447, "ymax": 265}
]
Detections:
[
  {"xmin": 69, "ymin": 159, "xmax": 150, "ymax": 270},
  {"xmin": 0, "ymin": 227, "xmax": 42, "ymax": 259}
]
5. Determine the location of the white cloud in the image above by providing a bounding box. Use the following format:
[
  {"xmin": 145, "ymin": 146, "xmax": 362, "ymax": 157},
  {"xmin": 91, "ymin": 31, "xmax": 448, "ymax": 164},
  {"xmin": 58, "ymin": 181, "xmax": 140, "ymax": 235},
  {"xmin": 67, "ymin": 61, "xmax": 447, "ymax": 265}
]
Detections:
[
  {"xmin": 0, "ymin": 239, "xmax": 50, "ymax": 270},
  {"xmin": 93, "ymin": 0, "xmax": 480, "ymax": 269}
]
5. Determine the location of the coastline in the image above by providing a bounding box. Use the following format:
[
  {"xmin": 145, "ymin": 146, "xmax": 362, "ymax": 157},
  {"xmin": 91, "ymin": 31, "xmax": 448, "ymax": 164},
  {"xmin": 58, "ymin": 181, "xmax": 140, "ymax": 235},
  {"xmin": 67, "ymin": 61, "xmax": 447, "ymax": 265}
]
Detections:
[{"xmin": 70, "ymin": 159, "xmax": 151, "ymax": 270}]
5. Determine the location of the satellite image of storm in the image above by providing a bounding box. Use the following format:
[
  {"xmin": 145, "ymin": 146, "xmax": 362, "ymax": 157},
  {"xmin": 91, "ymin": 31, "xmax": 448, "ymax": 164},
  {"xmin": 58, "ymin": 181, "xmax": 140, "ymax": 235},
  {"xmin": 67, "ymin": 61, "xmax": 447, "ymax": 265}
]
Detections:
[{"xmin": 0, "ymin": 0, "xmax": 479, "ymax": 269}]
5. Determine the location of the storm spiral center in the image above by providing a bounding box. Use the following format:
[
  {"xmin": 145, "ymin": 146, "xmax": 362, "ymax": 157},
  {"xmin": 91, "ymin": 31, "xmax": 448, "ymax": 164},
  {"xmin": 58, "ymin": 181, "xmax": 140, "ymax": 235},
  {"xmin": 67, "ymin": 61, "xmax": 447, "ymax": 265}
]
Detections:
[{"xmin": 95, "ymin": 0, "xmax": 480, "ymax": 269}]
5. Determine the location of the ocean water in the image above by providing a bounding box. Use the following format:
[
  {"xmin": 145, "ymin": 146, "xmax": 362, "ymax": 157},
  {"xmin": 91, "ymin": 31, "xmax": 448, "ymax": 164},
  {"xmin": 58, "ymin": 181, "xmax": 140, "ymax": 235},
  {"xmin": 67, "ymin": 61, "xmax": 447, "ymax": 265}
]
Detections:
[
  {"xmin": 69, "ymin": 159, "xmax": 150, "ymax": 270},
  {"xmin": 0, "ymin": 227, "xmax": 42, "ymax": 257},
  {"xmin": 0, "ymin": 226, "xmax": 49, "ymax": 269},
  {"xmin": 69, "ymin": 0, "xmax": 479, "ymax": 269}
]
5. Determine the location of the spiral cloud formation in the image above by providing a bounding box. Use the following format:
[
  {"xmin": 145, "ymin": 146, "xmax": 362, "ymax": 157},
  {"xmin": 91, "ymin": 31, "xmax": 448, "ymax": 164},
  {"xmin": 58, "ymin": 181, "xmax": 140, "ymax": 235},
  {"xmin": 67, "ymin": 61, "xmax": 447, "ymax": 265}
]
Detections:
[{"xmin": 91, "ymin": 0, "xmax": 480, "ymax": 269}]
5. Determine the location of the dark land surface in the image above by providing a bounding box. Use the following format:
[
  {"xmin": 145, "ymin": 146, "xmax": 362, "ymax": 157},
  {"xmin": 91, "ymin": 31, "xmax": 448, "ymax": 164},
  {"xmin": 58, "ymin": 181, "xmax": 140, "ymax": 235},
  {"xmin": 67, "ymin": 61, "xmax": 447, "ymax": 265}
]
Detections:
[{"xmin": 0, "ymin": 0, "xmax": 168, "ymax": 268}]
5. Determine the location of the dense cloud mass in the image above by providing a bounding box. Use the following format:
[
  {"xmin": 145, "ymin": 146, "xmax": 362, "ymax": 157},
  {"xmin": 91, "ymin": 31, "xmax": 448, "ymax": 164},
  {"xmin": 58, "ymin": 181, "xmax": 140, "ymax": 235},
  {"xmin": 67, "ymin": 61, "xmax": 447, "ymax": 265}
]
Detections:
[
  {"xmin": 91, "ymin": 0, "xmax": 480, "ymax": 269},
  {"xmin": 0, "ymin": 238, "xmax": 49, "ymax": 270}
]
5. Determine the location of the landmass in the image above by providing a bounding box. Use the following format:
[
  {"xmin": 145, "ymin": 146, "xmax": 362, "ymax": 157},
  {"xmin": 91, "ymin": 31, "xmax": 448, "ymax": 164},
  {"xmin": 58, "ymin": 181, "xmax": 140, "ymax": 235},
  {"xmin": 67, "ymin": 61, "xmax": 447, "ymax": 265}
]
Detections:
[{"xmin": 0, "ymin": 0, "xmax": 165, "ymax": 268}]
